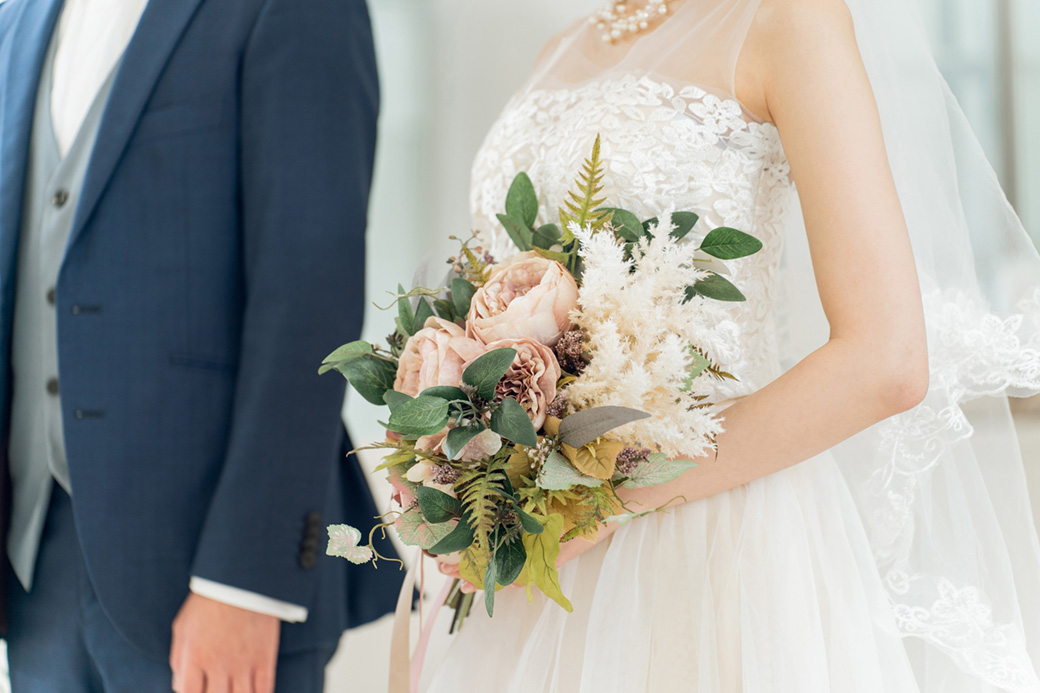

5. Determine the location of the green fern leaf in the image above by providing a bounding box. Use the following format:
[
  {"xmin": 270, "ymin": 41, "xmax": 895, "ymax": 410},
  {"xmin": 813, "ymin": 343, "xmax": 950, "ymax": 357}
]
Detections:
[
  {"xmin": 558, "ymin": 135, "xmax": 614, "ymax": 242},
  {"xmin": 456, "ymin": 461, "xmax": 509, "ymax": 553}
]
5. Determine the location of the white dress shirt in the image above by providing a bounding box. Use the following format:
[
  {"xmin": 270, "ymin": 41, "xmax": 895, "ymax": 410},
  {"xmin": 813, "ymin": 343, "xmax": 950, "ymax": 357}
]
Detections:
[{"xmin": 50, "ymin": 0, "xmax": 307, "ymax": 623}]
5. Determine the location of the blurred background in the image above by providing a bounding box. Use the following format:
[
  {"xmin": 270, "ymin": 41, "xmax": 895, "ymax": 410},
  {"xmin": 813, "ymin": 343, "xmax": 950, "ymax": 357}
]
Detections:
[{"xmin": 330, "ymin": 0, "xmax": 1040, "ymax": 690}]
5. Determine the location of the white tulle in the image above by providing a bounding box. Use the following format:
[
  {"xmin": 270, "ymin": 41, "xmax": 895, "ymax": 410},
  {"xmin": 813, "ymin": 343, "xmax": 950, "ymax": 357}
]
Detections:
[{"xmin": 423, "ymin": 0, "xmax": 1040, "ymax": 690}]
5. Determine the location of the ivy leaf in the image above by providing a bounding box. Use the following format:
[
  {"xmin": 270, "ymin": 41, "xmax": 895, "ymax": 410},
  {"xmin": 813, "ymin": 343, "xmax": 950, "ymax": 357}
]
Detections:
[
  {"xmin": 461, "ymin": 348, "xmax": 517, "ymax": 400},
  {"xmin": 382, "ymin": 390, "xmax": 412, "ymax": 412},
  {"xmin": 515, "ymin": 513, "xmax": 572, "ymax": 612},
  {"xmin": 494, "ymin": 536, "xmax": 527, "ymax": 586},
  {"xmin": 417, "ymin": 485, "xmax": 463, "ymax": 523},
  {"xmin": 386, "ymin": 395, "xmax": 451, "ymax": 437},
  {"xmin": 688, "ymin": 272, "xmax": 747, "ymax": 302},
  {"xmin": 620, "ymin": 453, "xmax": 698, "ymax": 488},
  {"xmin": 537, "ymin": 450, "xmax": 604, "ymax": 491},
  {"xmin": 668, "ymin": 211, "xmax": 700, "ymax": 241},
  {"xmin": 557, "ymin": 406, "xmax": 651, "ymax": 449},
  {"xmin": 413, "ymin": 297, "xmax": 435, "ymax": 331},
  {"xmin": 429, "ymin": 514, "xmax": 476, "ymax": 555},
  {"xmin": 597, "ymin": 207, "xmax": 644, "ymax": 242},
  {"xmin": 505, "ymin": 172, "xmax": 539, "ymax": 228},
  {"xmin": 497, "ymin": 214, "xmax": 533, "ymax": 252},
  {"xmin": 699, "ymin": 227, "xmax": 763, "ymax": 259},
  {"xmin": 334, "ymin": 354, "xmax": 398, "ymax": 406},
  {"xmin": 444, "ymin": 425, "xmax": 484, "ymax": 461},
  {"xmin": 490, "ymin": 397, "xmax": 538, "ymax": 447},
  {"xmin": 394, "ymin": 508, "xmax": 454, "ymax": 549},
  {"xmin": 451, "ymin": 277, "xmax": 476, "ymax": 318},
  {"xmin": 326, "ymin": 525, "xmax": 373, "ymax": 565}
]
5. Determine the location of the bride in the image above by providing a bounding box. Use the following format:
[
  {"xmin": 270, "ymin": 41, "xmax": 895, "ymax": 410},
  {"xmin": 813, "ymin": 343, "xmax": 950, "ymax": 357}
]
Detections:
[{"xmin": 423, "ymin": 0, "xmax": 1040, "ymax": 690}]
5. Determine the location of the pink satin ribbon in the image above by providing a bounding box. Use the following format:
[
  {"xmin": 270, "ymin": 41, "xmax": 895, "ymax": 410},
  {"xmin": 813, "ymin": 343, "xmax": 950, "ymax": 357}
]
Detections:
[{"xmin": 389, "ymin": 550, "xmax": 454, "ymax": 693}]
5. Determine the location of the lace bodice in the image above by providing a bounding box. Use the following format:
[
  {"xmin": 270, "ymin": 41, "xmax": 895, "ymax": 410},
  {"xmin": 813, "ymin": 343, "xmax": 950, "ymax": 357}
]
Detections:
[{"xmin": 471, "ymin": 73, "xmax": 795, "ymax": 399}]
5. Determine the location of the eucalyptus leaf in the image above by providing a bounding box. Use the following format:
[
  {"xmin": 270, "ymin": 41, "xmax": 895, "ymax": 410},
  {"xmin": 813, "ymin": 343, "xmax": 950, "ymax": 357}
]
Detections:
[
  {"xmin": 319, "ymin": 341, "xmax": 372, "ymax": 374},
  {"xmin": 419, "ymin": 385, "xmax": 470, "ymax": 403},
  {"xmin": 445, "ymin": 425, "xmax": 484, "ymax": 461},
  {"xmin": 386, "ymin": 395, "xmax": 451, "ymax": 437},
  {"xmin": 383, "ymin": 390, "xmax": 412, "ymax": 412},
  {"xmin": 690, "ymin": 272, "xmax": 747, "ymax": 302},
  {"xmin": 429, "ymin": 516, "xmax": 476, "ymax": 555},
  {"xmin": 451, "ymin": 277, "xmax": 476, "ymax": 318},
  {"xmin": 336, "ymin": 354, "xmax": 398, "ymax": 406},
  {"xmin": 433, "ymin": 298, "xmax": 456, "ymax": 321},
  {"xmin": 461, "ymin": 348, "xmax": 517, "ymax": 400},
  {"xmin": 505, "ymin": 172, "xmax": 539, "ymax": 228},
  {"xmin": 490, "ymin": 397, "xmax": 538, "ymax": 448},
  {"xmin": 668, "ymin": 211, "xmax": 700, "ymax": 241},
  {"xmin": 597, "ymin": 207, "xmax": 644, "ymax": 242},
  {"xmin": 417, "ymin": 485, "xmax": 463, "ymax": 523},
  {"xmin": 494, "ymin": 537, "xmax": 527, "ymax": 586},
  {"xmin": 397, "ymin": 284, "xmax": 414, "ymax": 336},
  {"xmin": 531, "ymin": 223, "xmax": 563, "ymax": 250},
  {"xmin": 497, "ymin": 213, "xmax": 533, "ymax": 252},
  {"xmin": 515, "ymin": 507, "xmax": 545, "ymax": 534},
  {"xmin": 620, "ymin": 453, "xmax": 698, "ymax": 489},
  {"xmin": 557, "ymin": 406, "xmax": 651, "ymax": 449},
  {"xmin": 699, "ymin": 227, "xmax": 763, "ymax": 260},
  {"xmin": 413, "ymin": 297, "xmax": 435, "ymax": 331},
  {"xmin": 537, "ymin": 450, "xmax": 604, "ymax": 491},
  {"xmin": 484, "ymin": 560, "xmax": 497, "ymax": 616},
  {"xmin": 641, "ymin": 217, "xmax": 659, "ymax": 235}
]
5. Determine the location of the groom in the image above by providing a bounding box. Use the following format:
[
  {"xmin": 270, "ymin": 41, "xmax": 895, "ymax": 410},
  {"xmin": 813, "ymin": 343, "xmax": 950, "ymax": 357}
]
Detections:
[{"xmin": 0, "ymin": 0, "xmax": 399, "ymax": 690}]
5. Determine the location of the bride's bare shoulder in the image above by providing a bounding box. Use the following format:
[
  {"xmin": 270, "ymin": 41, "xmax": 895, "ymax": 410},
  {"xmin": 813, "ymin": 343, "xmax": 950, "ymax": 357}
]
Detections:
[{"xmin": 738, "ymin": 0, "xmax": 860, "ymax": 122}]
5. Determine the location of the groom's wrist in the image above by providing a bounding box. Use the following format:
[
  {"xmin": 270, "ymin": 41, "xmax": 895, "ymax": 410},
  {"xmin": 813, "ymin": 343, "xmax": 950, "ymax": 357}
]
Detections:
[{"xmin": 189, "ymin": 576, "xmax": 309, "ymax": 623}]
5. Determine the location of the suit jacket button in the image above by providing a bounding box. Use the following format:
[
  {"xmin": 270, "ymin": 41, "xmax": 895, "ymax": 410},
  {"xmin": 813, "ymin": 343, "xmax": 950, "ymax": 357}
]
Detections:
[
  {"xmin": 46, "ymin": 288, "xmax": 56, "ymax": 306},
  {"xmin": 306, "ymin": 512, "xmax": 321, "ymax": 526},
  {"xmin": 46, "ymin": 378, "xmax": 59, "ymax": 396},
  {"xmin": 299, "ymin": 551, "xmax": 317, "ymax": 569},
  {"xmin": 52, "ymin": 189, "xmax": 69, "ymax": 208}
]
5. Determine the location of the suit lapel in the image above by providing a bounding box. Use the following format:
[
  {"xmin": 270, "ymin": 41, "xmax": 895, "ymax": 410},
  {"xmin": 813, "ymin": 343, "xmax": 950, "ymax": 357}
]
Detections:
[
  {"xmin": 0, "ymin": 0, "xmax": 64, "ymax": 300},
  {"xmin": 66, "ymin": 0, "xmax": 206, "ymax": 255}
]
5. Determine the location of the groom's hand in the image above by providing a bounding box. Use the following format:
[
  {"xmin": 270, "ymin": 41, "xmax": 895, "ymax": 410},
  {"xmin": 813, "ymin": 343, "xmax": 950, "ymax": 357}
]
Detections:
[{"xmin": 170, "ymin": 593, "xmax": 281, "ymax": 693}]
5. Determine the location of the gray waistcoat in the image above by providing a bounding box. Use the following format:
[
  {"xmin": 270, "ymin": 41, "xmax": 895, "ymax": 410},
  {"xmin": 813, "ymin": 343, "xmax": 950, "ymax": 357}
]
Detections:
[{"xmin": 7, "ymin": 31, "xmax": 120, "ymax": 590}]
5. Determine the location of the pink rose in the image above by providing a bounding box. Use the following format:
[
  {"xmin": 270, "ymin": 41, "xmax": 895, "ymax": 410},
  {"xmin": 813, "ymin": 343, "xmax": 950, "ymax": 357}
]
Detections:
[
  {"xmin": 467, "ymin": 252, "xmax": 578, "ymax": 347},
  {"xmin": 474, "ymin": 337, "xmax": 561, "ymax": 430},
  {"xmin": 394, "ymin": 316, "xmax": 485, "ymax": 397}
]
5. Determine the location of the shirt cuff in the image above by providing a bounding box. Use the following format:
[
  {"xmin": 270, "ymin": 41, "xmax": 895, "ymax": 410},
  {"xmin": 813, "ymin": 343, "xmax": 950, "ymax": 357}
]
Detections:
[{"xmin": 189, "ymin": 576, "xmax": 309, "ymax": 623}]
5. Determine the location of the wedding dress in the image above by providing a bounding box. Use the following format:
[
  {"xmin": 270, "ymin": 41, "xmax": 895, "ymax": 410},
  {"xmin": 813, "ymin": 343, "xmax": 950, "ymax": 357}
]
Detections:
[{"xmin": 423, "ymin": 0, "xmax": 1040, "ymax": 690}]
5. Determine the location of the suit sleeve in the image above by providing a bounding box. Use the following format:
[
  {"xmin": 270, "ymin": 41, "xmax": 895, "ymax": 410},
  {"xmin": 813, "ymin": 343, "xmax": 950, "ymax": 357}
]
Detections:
[{"xmin": 189, "ymin": 0, "xmax": 379, "ymax": 606}]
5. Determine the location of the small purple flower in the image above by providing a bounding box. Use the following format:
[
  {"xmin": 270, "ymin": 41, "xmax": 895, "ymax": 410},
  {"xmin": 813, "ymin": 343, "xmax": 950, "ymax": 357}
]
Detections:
[
  {"xmin": 554, "ymin": 330, "xmax": 586, "ymax": 374},
  {"xmin": 616, "ymin": 447, "xmax": 652, "ymax": 476}
]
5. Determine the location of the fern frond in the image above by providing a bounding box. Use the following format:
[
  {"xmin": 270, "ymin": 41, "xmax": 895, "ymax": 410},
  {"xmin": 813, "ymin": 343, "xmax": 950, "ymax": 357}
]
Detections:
[
  {"xmin": 456, "ymin": 461, "xmax": 509, "ymax": 553},
  {"xmin": 559, "ymin": 135, "xmax": 613, "ymax": 241}
]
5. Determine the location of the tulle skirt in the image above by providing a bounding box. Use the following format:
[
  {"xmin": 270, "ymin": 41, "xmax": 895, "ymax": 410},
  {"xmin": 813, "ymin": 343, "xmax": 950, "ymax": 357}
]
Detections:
[{"xmin": 423, "ymin": 451, "xmax": 949, "ymax": 692}]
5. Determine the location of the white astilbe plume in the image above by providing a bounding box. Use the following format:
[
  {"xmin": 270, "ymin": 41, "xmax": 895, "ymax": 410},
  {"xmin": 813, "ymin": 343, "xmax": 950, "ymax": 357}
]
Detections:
[{"xmin": 565, "ymin": 213, "xmax": 730, "ymax": 459}]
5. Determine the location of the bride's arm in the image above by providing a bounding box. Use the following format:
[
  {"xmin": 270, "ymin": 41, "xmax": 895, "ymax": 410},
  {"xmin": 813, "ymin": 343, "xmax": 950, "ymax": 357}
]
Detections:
[{"xmin": 566, "ymin": 0, "xmax": 929, "ymax": 557}]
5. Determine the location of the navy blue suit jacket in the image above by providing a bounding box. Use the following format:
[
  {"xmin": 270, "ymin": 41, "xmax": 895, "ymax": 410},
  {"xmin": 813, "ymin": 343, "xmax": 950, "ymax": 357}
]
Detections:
[{"xmin": 0, "ymin": 0, "xmax": 400, "ymax": 659}]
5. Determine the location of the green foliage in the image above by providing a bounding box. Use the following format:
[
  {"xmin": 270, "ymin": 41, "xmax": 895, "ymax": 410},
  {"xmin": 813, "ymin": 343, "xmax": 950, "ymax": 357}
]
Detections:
[
  {"xmin": 490, "ymin": 397, "xmax": 538, "ymax": 447},
  {"xmin": 395, "ymin": 508, "xmax": 454, "ymax": 549},
  {"xmin": 531, "ymin": 224, "xmax": 563, "ymax": 250},
  {"xmin": 515, "ymin": 513, "xmax": 572, "ymax": 612},
  {"xmin": 461, "ymin": 348, "xmax": 517, "ymax": 400},
  {"xmin": 686, "ymin": 272, "xmax": 747, "ymax": 303},
  {"xmin": 560, "ymin": 485, "xmax": 621, "ymax": 543},
  {"xmin": 323, "ymin": 351, "xmax": 398, "ymax": 406},
  {"xmin": 559, "ymin": 135, "xmax": 613, "ymax": 241},
  {"xmin": 494, "ymin": 533, "xmax": 527, "ymax": 586},
  {"xmin": 417, "ymin": 486, "xmax": 463, "ymax": 523},
  {"xmin": 557, "ymin": 405, "xmax": 651, "ymax": 449},
  {"xmin": 444, "ymin": 425, "xmax": 484, "ymax": 461},
  {"xmin": 419, "ymin": 385, "xmax": 469, "ymax": 402},
  {"xmin": 699, "ymin": 226, "xmax": 763, "ymax": 260},
  {"xmin": 383, "ymin": 390, "xmax": 412, "ymax": 412},
  {"xmin": 597, "ymin": 207, "xmax": 643, "ymax": 242},
  {"xmin": 456, "ymin": 460, "xmax": 510, "ymax": 553},
  {"xmin": 413, "ymin": 297, "xmax": 435, "ymax": 331},
  {"xmin": 505, "ymin": 172, "xmax": 539, "ymax": 228},
  {"xmin": 451, "ymin": 277, "xmax": 476, "ymax": 317},
  {"xmin": 667, "ymin": 212, "xmax": 700, "ymax": 241},
  {"xmin": 538, "ymin": 450, "xmax": 604, "ymax": 491},
  {"xmin": 619, "ymin": 453, "xmax": 698, "ymax": 489},
  {"xmin": 429, "ymin": 514, "xmax": 476, "ymax": 555},
  {"xmin": 386, "ymin": 395, "xmax": 451, "ymax": 437},
  {"xmin": 397, "ymin": 284, "xmax": 414, "ymax": 335},
  {"xmin": 318, "ymin": 340, "xmax": 373, "ymax": 375}
]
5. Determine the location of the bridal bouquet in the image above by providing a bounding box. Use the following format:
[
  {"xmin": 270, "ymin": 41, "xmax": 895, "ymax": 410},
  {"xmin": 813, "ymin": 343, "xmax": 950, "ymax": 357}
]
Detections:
[{"xmin": 323, "ymin": 136, "xmax": 761, "ymax": 626}]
